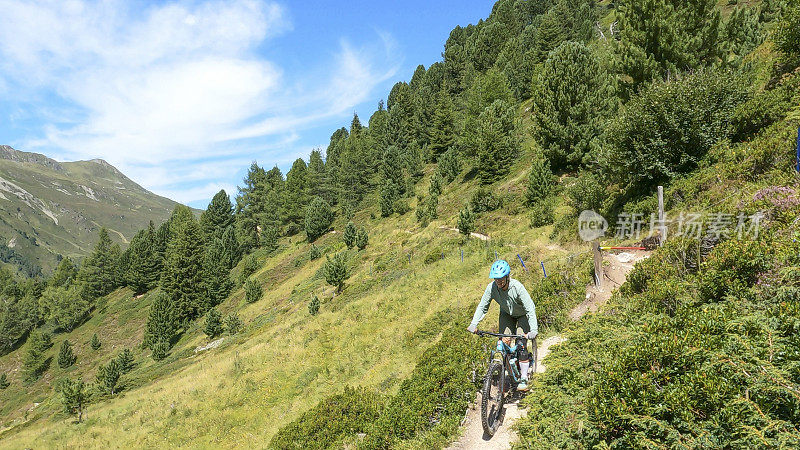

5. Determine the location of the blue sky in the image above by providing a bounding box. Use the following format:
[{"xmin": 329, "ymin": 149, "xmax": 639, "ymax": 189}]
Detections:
[{"xmin": 0, "ymin": 0, "xmax": 493, "ymax": 208}]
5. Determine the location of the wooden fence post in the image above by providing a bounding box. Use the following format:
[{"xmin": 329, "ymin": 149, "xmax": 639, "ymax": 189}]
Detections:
[
  {"xmin": 593, "ymin": 240, "xmax": 603, "ymax": 288},
  {"xmin": 658, "ymin": 185, "xmax": 665, "ymax": 246}
]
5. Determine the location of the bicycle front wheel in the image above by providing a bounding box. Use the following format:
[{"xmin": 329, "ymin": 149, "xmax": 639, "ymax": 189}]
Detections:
[{"xmin": 481, "ymin": 359, "xmax": 505, "ymax": 436}]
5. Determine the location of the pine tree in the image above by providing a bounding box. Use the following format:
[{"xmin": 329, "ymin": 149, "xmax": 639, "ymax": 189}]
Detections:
[
  {"xmin": 616, "ymin": 0, "xmax": 724, "ymax": 90},
  {"xmin": 219, "ymin": 225, "xmax": 241, "ymax": 270},
  {"xmin": 38, "ymin": 284, "xmax": 90, "ymax": 332},
  {"xmin": 355, "ymin": 227, "xmax": 369, "ymax": 251},
  {"xmin": 126, "ymin": 223, "xmax": 160, "ymax": 294},
  {"xmin": 203, "ymin": 237, "xmax": 234, "ymax": 310},
  {"xmin": 380, "ymin": 180, "xmax": 399, "ymax": 217},
  {"xmin": 308, "ymin": 149, "xmax": 330, "ymax": 202},
  {"xmin": 23, "ymin": 331, "xmax": 52, "ymax": 382},
  {"xmin": 475, "ymin": 100, "xmax": 520, "ymax": 184},
  {"xmin": 436, "ymin": 149, "xmax": 462, "ymax": 183},
  {"xmin": 309, "ymin": 295, "xmax": 320, "ymax": 316},
  {"xmin": 284, "ymin": 158, "xmax": 311, "ymax": 234},
  {"xmin": 225, "ymin": 313, "xmax": 242, "ymax": 334},
  {"xmin": 526, "ymin": 156, "xmax": 555, "ymax": 205},
  {"xmin": 143, "ymin": 291, "xmax": 175, "ymax": 360},
  {"xmin": 234, "ymin": 163, "xmax": 284, "ymax": 253},
  {"xmin": 78, "ymin": 228, "xmax": 120, "ymax": 300},
  {"xmin": 244, "ymin": 280, "xmax": 262, "ymax": 304},
  {"xmin": 0, "ymin": 373, "xmax": 9, "ymax": 389},
  {"xmin": 405, "ymin": 141, "xmax": 424, "ymax": 181},
  {"xmin": 59, "ymin": 377, "xmax": 87, "ymax": 422},
  {"xmin": 96, "ymin": 359, "xmax": 121, "ymax": 395},
  {"xmin": 428, "ymin": 90, "xmax": 456, "ymax": 158},
  {"xmin": 91, "ymin": 333, "xmax": 101, "ymax": 350},
  {"xmin": 161, "ymin": 206, "xmax": 206, "ymax": 326},
  {"xmin": 116, "ymin": 349, "xmax": 134, "ymax": 374},
  {"xmin": 203, "ymin": 308, "xmax": 223, "ymax": 339},
  {"xmin": 309, "ymin": 244, "xmax": 322, "ymax": 260},
  {"xmin": 304, "ymin": 197, "xmax": 334, "ymax": 242},
  {"xmin": 387, "ymin": 82, "xmax": 419, "ymax": 150},
  {"xmin": 200, "ymin": 190, "xmax": 234, "ymax": 241},
  {"xmin": 457, "ymin": 205, "xmax": 475, "ymax": 237},
  {"xmin": 50, "ymin": 257, "xmax": 77, "ymax": 288},
  {"xmin": 58, "ymin": 340, "xmax": 76, "ymax": 369},
  {"xmin": 343, "ymin": 221, "xmax": 358, "ymax": 249},
  {"xmin": 532, "ymin": 41, "xmax": 615, "ymax": 170},
  {"xmin": 323, "ymin": 252, "xmax": 349, "ymax": 293}
]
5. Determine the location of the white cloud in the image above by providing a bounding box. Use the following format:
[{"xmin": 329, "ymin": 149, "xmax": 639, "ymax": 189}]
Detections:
[{"xmin": 0, "ymin": 0, "xmax": 400, "ymax": 205}]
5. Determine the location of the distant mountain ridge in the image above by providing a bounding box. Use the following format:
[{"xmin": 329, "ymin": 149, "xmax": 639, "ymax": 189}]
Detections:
[{"xmin": 0, "ymin": 145, "xmax": 182, "ymax": 276}]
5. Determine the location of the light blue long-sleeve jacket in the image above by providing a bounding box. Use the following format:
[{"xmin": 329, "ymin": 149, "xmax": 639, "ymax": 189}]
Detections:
[{"xmin": 469, "ymin": 278, "xmax": 538, "ymax": 336}]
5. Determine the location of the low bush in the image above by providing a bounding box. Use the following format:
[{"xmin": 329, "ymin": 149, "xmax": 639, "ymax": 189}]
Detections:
[
  {"xmin": 470, "ymin": 188, "xmax": 501, "ymax": 213},
  {"xmin": 269, "ymin": 386, "xmax": 383, "ymax": 450}
]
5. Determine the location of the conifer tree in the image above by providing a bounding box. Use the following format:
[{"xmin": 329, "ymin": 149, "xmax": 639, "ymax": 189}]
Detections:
[
  {"xmin": 78, "ymin": 228, "xmax": 120, "ymax": 299},
  {"xmin": 234, "ymin": 163, "xmax": 283, "ymax": 252},
  {"xmin": 58, "ymin": 339, "xmax": 76, "ymax": 369},
  {"xmin": 219, "ymin": 225, "xmax": 241, "ymax": 270},
  {"xmin": 23, "ymin": 331, "xmax": 52, "ymax": 382},
  {"xmin": 368, "ymin": 102, "xmax": 391, "ymax": 151},
  {"xmin": 355, "ymin": 227, "xmax": 369, "ymax": 251},
  {"xmin": 91, "ymin": 333, "xmax": 101, "ymax": 350},
  {"xmin": 526, "ymin": 157, "xmax": 555, "ymax": 205},
  {"xmin": 457, "ymin": 205, "xmax": 475, "ymax": 237},
  {"xmin": 307, "ymin": 149, "xmax": 330, "ymax": 202},
  {"xmin": 96, "ymin": 359, "xmax": 121, "ymax": 395},
  {"xmin": 284, "ymin": 158, "xmax": 311, "ymax": 234},
  {"xmin": 143, "ymin": 291, "xmax": 175, "ymax": 360},
  {"xmin": 126, "ymin": 225, "xmax": 160, "ymax": 295},
  {"xmin": 380, "ymin": 180, "xmax": 399, "ymax": 217},
  {"xmin": 0, "ymin": 373, "xmax": 9, "ymax": 389},
  {"xmin": 59, "ymin": 377, "xmax": 87, "ymax": 422},
  {"xmin": 309, "ymin": 295, "xmax": 320, "ymax": 316},
  {"xmin": 428, "ymin": 90, "xmax": 456, "ymax": 159},
  {"xmin": 161, "ymin": 206, "xmax": 206, "ymax": 326},
  {"xmin": 225, "ymin": 313, "xmax": 242, "ymax": 334},
  {"xmin": 309, "ymin": 244, "xmax": 321, "ymax": 260},
  {"xmin": 405, "ymin": 141, "xmax": 424, "ymax": 181},
  {"xmin": 200, "ymin": 190, "xmax": 234, "ymax": 241},
  {"xmin": 532, "ymin": 41, "xmax": 615, "ymax": 169},
  {"xmin": 387, "ymin": 81, "xmax": 419, "ymax": 150},
  {"xmin": 203, "ymin": 308, "xmax": 223, "ymax": 339},
  {"xmin": 50, "ymin": 257, "xmax": 77, "ymax": 288},
  {"xmin": 616, "ymin": 0, "xmax": 724, "ymax": 89},
  {"xmin": 203, "ymin": 237, "xmax": 234, "ymax": 310},
  {"xmin": 116, "ymin": 348, "xmax": 134, "ymax": 374},
  {"xmin": 337, "ymin": 134, "xmax": 373, "ymax": 210},
  {"xmin": 324, "ymin": 127, "xmax": 349, "ymax": 206},
  {"xmin": 304, "ymin": 197, "xmax": 334, "ymax": 242},
  {"xmin": 38, "ymin": 284, "xmax": 90, "ymax": 331},
  {"xmin": 343, "ymin": 221, "xmax": 358, "ymax": 249},
  {"xmin": 475, "ymin": 100, "xmax": 520, "ymax": 184},
  {"xmin": 323, "ymin": 252, "xmax": 349, "ymax": 294},
  {"xmin": 244, "ymin": 280, "xmax": 262, "ymax": 304},
  {"xmin": 436, "ymin": 149, "xmax": 462, "ymax": 183}
]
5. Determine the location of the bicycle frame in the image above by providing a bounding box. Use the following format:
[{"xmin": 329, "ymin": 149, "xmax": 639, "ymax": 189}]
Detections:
[{"xmin": 478, "ymin": 331, "xmax": 527, "ymax": 385}]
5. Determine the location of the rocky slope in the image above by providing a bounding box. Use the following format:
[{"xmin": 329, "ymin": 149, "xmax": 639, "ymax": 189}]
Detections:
[{"xmin": 0, "ymin": 145, "xmax": 180, "ymax": 275}]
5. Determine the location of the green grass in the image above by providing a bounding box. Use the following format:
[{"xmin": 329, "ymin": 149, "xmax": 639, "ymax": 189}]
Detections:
[{"xmin": 0, "ymin": 145, "xmax": 586, "ymax": 447}]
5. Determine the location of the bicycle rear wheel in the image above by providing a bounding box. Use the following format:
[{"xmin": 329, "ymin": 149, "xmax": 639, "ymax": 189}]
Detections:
[{"xmin": 481, "ymin": 360, "xmax": 505, "ymax": 436}]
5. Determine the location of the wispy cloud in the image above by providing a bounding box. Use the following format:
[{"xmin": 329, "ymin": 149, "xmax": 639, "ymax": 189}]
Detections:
[{"xmin": 0, "ymin": 0, "xmax": 400, "ymax": 205}]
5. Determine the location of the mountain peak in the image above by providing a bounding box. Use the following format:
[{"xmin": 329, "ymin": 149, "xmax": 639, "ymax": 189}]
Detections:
[{"xmin": 0, "ymin": 145, "xmax": 64, "ymax": 172}]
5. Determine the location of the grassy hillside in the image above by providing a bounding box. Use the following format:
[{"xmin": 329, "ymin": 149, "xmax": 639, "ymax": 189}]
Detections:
[
  {"xmin": 0, "ymin": 146, "xmax": 590, "ymax": 446},
  {"xmin": 0, "ymin": 146, "xmax": 181, "ymax": 275}
]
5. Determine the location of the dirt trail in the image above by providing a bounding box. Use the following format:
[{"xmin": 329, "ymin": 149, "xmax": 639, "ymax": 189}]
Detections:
[
  {"xmin": 447, "ymin": 250, "xmax": 650, "ymax": 449},
  {"xmin": 438, "ymin": 225, "xmax": 490, "ymax": 241}
]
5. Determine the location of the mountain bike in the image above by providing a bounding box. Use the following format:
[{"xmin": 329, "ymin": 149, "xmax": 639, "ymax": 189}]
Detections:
[{"xmin": 475, "ymin": 330, "xmax": 538, "ymax": 436}]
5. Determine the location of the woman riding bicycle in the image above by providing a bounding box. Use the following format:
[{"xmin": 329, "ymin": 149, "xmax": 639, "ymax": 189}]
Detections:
[{"xmin": 467, "ymin": 260, "xmax": 538, "ymax": 391}]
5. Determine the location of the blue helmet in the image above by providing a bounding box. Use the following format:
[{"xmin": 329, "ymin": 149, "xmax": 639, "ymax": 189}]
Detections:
[{"xmin": 489, "ymin": 260, "xmax": 510, "ymax": 279}]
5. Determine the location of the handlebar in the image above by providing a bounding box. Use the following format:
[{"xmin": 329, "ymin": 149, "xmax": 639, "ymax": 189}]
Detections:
[{"xmin": 475, "ymin": 330, "xmax": 527, "ymax": 339}]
